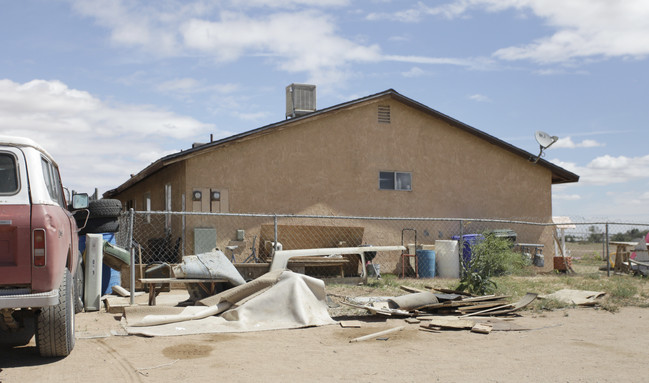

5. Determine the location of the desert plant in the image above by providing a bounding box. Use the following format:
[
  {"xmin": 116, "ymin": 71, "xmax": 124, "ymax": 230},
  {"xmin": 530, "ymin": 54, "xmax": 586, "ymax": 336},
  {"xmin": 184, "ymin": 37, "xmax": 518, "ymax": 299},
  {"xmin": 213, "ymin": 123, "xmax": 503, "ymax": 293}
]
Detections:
[{"xmin": 457, "ymin": 233, "xmax": 529, "ymax": 295}]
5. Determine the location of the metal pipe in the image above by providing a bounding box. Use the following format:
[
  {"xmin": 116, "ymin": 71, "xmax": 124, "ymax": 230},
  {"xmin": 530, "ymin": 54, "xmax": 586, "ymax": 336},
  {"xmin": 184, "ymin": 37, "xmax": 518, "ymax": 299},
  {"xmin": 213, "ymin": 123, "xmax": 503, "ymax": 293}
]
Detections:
[
  {"xmin": 605, "ymin": 223, "xmax": 610, "ymax": 277},
  {"xmin": 128, "ymin": 208, "xmax": 135, "ymax": 305},
  {"xmin": 273, "ymin": 215, "xmax": 278, "ymax": 257}
]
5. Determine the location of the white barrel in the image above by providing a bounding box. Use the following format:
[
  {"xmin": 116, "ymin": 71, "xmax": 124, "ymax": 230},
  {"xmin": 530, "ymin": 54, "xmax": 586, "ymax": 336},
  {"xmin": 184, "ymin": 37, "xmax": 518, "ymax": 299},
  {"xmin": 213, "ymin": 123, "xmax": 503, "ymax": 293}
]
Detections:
[
  {"xmin": 84, "ymin": 234, "xmax": 103, "ymax": 311},
  {"xmin": 435, "ymin": 240, "xmax": 460, "ymax": 278}
]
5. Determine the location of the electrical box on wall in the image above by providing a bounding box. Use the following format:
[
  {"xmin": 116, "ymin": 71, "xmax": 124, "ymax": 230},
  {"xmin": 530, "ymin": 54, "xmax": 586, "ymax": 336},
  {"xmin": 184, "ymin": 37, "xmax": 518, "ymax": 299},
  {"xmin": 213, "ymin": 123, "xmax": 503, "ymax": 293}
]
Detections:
[
  {"xmin": 192, "ymin": 187, "xmax": 229, "ymax": 213},
  {"xmin": 236, "ymin": 229, "xmax": 245, "ymax": 241}
]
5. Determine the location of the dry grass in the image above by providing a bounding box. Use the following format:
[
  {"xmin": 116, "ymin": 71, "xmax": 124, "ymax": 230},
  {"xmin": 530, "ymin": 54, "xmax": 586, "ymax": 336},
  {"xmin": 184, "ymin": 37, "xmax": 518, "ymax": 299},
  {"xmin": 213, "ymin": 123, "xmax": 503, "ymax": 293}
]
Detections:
[{"xmin": 326, "ymin": 245, "xmax": 649, "ymax": 315}]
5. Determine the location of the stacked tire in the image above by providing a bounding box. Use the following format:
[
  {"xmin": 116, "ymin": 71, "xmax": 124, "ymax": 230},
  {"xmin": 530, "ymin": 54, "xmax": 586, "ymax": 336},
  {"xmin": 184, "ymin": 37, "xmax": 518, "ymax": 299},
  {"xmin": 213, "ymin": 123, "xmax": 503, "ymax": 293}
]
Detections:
[{"xmin": 75, "ymin": 199, "xmax": 122, "ymax": 235}]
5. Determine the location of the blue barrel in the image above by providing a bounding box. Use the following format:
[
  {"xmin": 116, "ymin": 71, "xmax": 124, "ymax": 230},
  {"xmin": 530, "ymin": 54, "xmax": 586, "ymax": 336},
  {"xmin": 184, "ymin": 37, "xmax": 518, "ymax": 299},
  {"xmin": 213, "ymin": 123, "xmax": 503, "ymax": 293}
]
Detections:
[
  {"xmin": 416, "ymin": 250, "xmax": 436, "ymax": 278},
  {"xmin": 451, "ymin": 234, "xmax": 485, "ymax": 264}
]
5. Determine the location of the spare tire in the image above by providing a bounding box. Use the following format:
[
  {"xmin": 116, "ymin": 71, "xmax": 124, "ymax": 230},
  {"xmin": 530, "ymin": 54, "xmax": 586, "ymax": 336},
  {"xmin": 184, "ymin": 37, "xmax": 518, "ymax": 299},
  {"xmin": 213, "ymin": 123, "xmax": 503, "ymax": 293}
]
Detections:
[
  {"xmin": 81, "ymin": 217, "xmax": 120, "ymax": 234},
  {"xmin": 87, "ymin": 199, "xmax": 122, "ymax": 218}
]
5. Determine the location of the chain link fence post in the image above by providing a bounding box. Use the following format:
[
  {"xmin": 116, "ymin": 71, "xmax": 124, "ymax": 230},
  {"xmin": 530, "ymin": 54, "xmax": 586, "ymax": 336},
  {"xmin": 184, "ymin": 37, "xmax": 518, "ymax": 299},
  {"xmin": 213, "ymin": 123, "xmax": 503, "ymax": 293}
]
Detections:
[
  {"xmin": 605, "ymin": 222, "xmax": 610, "ymax": 277},
  {"xmin": 459, "ymin": 219, "xmax": 465, "ymax": 278},
  {"xmin": 128, "ymin": 207, "xmax": 135, "ymax": 305}
]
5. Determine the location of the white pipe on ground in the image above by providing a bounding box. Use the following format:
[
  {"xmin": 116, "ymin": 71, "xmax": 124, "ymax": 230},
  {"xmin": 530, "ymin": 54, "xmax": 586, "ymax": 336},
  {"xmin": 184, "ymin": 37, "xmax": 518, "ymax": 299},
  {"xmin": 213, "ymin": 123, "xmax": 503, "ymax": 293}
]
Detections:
[{"xmin": 269, "ymin": 245, "xmax": 407, "ymax": 278}]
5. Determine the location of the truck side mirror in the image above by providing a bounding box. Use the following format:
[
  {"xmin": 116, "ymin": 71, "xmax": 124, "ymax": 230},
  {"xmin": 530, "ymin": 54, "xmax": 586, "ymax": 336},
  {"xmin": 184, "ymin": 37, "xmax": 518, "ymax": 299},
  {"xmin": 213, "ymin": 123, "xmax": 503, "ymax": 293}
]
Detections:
[{"xmin": 71, "ymin": 193, "xmax": 89, "ymax": 210}]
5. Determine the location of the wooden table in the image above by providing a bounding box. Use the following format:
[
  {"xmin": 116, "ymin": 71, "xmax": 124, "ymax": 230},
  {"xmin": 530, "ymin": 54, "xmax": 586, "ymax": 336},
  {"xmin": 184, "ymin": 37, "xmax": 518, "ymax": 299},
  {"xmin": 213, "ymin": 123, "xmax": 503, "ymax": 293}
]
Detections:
[
  {"xmin": 139, "ymin": 278, "xmax": 228, "ymax": 305},
  {"xmin": 610, "ymin": 241, "xmax": 638, "ymax": 274}
]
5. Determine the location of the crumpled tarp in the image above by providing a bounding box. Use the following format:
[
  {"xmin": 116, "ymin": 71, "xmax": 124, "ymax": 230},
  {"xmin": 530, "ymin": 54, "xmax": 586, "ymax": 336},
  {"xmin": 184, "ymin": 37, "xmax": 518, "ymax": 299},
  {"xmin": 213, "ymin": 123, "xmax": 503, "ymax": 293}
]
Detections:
[
  {"xmin": 124, "ymin": 270, "xmax": 336, "ymax": 336},
  {"xmin": 172, "ymin": 250, "xmax": 246, "ymax": 286}
]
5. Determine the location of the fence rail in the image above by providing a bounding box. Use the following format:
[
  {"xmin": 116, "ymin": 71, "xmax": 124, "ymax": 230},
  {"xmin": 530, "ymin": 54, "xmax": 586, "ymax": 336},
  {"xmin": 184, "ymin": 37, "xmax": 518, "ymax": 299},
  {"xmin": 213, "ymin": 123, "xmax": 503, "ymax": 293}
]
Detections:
[{"xmin": 115, "ymin": 210, "xmax": 649, "ymax": 281}]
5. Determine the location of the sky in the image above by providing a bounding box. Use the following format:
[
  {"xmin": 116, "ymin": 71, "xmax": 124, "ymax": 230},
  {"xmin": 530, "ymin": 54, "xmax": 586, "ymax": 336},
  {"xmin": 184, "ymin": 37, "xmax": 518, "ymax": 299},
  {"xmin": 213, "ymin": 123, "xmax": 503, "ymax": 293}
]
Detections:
[{"xmin": 1, "ymin": 0, "xmax": 648, "ymax": 222}]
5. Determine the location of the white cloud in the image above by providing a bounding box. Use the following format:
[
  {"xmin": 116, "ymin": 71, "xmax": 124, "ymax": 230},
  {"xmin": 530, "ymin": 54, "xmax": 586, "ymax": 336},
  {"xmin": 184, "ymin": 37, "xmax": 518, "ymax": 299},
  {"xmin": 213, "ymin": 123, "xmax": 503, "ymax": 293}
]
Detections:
[
  {"xmin": 70, "ymin": 1, "xmax": 483, "ymax": 86},
  {"xmin": 491, "ymin": 0, "xmax": 649, "ymax": 63},
  {"xmin": 157, "ymin": 78, "xmax": 239, "ymax": 95},
  {"xmin": 468, "ymin": 93, "xmax": 491, "ymax": 102},
  {"xmin": 180, "ymin": 11, "xmax": 381, "ymax": 80},
  {"xmin": 401, "ymin": 67, "xmax": 427, "ymax": 78},
  {"xmin": 553, "ymin": 136, "xmax": 605, "ymax": 149},
  {"xmin": 229, "ymin": 0, "xmax": 349, "ymax": 7},
  {"xmin": 0, "ymin": 79, "xmax": 214, "ymax": 193},
  {"xmin": 552, "ymin": 193, "xmax": 581, "ymax": 201},
  {"xmin": 372, "ymin": 1, "xmax": 649, "ymax": 64},
  {"xmin": 366, "ymin": 1, "xmax": 470, "ymax": 22},
  {"xmin": 551, "ymin": 154, "xmax": 649, "ymax": 186}
]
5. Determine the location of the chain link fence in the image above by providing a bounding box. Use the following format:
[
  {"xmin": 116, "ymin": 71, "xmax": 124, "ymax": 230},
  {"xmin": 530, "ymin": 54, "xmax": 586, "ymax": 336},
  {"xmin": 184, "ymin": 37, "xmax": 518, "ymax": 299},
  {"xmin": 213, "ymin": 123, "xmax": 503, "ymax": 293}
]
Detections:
[{"xmin": 115, "ymin": 211, "xmax": 649, "ymax": 281}]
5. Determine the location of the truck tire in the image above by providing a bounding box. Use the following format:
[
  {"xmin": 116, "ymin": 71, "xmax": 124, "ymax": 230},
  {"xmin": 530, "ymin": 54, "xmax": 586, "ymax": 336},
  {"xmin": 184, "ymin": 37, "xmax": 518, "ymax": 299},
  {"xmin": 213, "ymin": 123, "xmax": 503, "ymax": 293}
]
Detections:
[
  {"xmin": 87, "ymin": 199, "xmax": 122, "ymax": 218},
  {"xmin": 81, "ymin": 217, "xmax": 120, "ymax": 235},
  {"xmin": 74, "ymin": 260, "xmax": 84, "ymax": 314},
  {"xmin": 36, "ymin": 269, "xmax": 75, "ymax": 357}
]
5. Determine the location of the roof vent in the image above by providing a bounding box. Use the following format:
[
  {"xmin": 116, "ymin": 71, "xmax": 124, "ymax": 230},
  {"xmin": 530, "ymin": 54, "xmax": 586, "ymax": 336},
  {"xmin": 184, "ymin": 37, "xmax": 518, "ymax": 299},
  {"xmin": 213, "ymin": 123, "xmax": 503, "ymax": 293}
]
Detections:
[{"xmin": 286, "ymin": 83, "xmax": 316, "ymax": 119}]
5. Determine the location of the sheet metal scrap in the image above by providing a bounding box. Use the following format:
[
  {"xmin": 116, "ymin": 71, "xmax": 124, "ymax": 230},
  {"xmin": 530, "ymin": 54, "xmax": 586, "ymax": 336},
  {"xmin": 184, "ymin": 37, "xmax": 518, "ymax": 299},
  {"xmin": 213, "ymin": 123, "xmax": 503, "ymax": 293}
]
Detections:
[{"xmin": 340, "ymin": 290, "xmax": 537, "ymax": 318}]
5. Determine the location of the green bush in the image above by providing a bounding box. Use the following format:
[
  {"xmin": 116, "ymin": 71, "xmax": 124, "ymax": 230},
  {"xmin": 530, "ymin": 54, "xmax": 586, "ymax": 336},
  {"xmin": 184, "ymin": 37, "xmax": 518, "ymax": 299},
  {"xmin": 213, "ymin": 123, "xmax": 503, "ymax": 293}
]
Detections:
[{"xmin": 457, "ymin": 233, "xmax": 529, "ymax": 295}]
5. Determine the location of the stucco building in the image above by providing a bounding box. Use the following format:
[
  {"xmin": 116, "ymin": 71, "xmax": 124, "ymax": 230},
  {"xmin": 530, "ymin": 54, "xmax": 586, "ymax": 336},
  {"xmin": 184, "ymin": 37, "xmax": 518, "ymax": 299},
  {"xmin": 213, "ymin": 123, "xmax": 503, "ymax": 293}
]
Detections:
[{"xmin": 105, "ymin": 88, "xmax": 578, "ymax": 270}]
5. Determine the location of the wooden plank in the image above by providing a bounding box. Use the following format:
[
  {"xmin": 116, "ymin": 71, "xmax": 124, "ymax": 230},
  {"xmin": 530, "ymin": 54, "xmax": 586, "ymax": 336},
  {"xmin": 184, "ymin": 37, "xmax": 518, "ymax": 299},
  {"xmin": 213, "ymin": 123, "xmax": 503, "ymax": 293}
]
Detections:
[
  {"xmin": 340, "ymin": 320, "xmax": 363, "ymax": 328},
  {"xmin": 400, "ymin": 285, "xmax": 429, "ymax": 294},
  {"xmin": 139, "ymin": 278, "xmax": 228, "ymax": 283},
  {"xmin": 420, "ymin": 317, "xmax": 474, "ymax": 330},
  {"xmin": 457, "ymin": 301, "xmax": 510, "ymax": 312},
  {"xmin": 428, "ymin": 287, "xmax": 474, "ymax": 297},
  {"xmin": 471, "ymin": 323, "xmax": 493, "ymax": 334}
]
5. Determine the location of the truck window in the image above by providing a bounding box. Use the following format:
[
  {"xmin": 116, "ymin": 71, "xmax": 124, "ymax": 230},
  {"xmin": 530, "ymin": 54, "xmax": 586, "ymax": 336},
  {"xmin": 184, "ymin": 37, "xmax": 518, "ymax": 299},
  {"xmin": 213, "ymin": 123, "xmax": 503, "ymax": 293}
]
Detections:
[
  {"xmin": 41, "ymin": 157, "xmax": 65, "ymax": 206},
  {"xmin": 0, "ymin": 152, "xmax": 19, "ymax": 194}
]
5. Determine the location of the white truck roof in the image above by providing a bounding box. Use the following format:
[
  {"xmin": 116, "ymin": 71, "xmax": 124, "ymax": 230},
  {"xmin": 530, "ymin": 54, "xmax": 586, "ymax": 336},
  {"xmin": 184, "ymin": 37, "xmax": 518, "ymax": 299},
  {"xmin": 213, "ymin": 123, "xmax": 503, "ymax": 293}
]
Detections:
[{"xmin": 0, "ymin": 135, "xmax": 56, "ymax": 164}]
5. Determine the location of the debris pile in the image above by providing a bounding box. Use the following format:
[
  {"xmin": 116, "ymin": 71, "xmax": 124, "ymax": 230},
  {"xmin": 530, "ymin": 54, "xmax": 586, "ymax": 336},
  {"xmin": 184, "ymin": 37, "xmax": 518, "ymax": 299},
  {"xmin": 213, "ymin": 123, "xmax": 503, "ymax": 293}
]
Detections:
[{"xmin": 340, "ymin": 286, "xmax": 537, "ymax": 318}]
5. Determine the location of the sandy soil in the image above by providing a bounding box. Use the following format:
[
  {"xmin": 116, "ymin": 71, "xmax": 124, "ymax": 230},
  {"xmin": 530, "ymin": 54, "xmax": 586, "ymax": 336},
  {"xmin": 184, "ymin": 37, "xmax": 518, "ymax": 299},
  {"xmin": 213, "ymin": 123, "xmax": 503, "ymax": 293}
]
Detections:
[{"xmin": 1, "ymin": 298, "xmax": 648, "ymax": 383}]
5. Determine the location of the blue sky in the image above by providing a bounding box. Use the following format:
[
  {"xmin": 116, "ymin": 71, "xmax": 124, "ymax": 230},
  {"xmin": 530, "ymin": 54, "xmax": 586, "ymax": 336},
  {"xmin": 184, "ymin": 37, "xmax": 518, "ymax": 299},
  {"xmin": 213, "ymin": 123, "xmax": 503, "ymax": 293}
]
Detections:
[{"xmin": 1, "ymin": 0, "xmax": 648, "ymax": 221}]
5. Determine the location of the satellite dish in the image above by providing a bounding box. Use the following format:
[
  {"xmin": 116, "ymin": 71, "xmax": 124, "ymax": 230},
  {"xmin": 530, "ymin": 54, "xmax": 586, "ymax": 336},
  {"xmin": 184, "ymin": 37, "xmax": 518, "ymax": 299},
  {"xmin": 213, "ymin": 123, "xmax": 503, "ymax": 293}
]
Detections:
[
  {"xmin": 535, "ymin": 131, "xmax": 559, "ymax": 149},
  {"xmin": 531, "ymin": 130, "xmax": 559, "ymax": 163}
]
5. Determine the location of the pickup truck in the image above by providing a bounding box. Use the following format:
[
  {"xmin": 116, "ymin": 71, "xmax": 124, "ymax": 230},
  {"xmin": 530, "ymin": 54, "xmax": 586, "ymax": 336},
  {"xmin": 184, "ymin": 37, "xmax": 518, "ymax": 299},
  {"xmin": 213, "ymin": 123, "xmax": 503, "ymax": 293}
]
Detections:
[{"xmin": 0, "ymin": 135, "xmax": 88, "ymax": 357}]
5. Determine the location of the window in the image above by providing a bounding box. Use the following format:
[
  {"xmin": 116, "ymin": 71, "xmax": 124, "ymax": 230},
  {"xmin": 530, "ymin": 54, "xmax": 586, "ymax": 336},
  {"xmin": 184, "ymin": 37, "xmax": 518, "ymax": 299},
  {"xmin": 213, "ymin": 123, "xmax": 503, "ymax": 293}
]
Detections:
[
  {"xmin": 41, "ymin": 157, "xmax": 65, "ymax": 206},
  {"xmin": 144, "ymin": 192, "xmax": 151, "ymax": 223},
  {"xmin": 0, "ymin": 152, "xmax": 19, "ymax": 195},
  {"xmin": 164, "ymin": 184, "xmax": 172, "ymax": 233},
  {"xmin": 379, "ymin": 171, "xmax": 412, "ymax": 191}
]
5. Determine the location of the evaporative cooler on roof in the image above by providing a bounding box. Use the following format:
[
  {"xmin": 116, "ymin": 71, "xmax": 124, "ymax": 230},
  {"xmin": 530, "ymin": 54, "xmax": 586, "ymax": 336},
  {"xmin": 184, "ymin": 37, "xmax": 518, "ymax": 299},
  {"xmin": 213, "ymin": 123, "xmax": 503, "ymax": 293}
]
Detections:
[{"xmin": 286, "ymin": 83, "xmax": 316, "ymax": 118}]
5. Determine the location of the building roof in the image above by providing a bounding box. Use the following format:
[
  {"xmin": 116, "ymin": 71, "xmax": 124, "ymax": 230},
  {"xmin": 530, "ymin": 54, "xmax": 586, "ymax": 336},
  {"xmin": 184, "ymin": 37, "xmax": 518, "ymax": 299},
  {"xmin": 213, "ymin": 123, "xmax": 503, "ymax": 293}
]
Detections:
[{"xmin": 104, "ymin": 89, "xmax": 579, "ymax": 197}]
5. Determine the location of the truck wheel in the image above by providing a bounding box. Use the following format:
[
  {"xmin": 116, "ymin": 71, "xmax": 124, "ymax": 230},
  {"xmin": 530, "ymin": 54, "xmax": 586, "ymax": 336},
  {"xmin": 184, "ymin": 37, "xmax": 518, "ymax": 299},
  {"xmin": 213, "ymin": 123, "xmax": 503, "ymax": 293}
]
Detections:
[
  {"xmin": 74, "ymin": 260, "xmax": 84, "ymax": 313},
  {"xmin": 87, "ymin": 199, "xmax": 122, "ymax": 218},
  {"xmin": 81, "ymin": 217, "xmax": 120, "ymax": 234},
  {"xmin": 36, "ymin": 269, "xmax": 75, "ymax": 357}
]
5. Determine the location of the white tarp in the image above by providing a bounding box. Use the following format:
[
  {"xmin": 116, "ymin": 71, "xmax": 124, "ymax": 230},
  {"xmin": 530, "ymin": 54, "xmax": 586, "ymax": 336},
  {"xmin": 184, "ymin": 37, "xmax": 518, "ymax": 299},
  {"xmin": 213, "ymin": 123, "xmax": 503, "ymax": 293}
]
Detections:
[{"xmin": 124, "ymin": 270, "xmax": 336, "ymax": 336}]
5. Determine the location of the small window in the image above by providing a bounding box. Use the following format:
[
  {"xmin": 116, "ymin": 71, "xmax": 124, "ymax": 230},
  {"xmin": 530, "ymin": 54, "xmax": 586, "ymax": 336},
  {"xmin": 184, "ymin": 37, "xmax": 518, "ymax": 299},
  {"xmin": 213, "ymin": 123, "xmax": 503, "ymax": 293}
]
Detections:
[
  {"xmin": 41, "ymin": 157, "xmax": 65, "ymax": 206},
  {"xmin": 379, "ymin": 171, "xmax": 412, "ymax": 191},
  {"xmin": 164, "ymin": 184, "xmax": 172, "ymax": 233},
  {"xmin": 0, "ymin": 153, "xmax": 19, "ymax": 195},
  {"xmin": 144, "ymin": 193, "xmax": 151, "ymax": 223}
]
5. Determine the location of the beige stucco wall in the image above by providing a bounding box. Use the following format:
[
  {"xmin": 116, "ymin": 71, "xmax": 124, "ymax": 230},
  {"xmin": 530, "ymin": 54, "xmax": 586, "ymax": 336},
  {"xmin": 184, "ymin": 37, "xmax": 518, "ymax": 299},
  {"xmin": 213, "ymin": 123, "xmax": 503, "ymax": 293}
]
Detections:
[
  {"xmin": 183, "ymin": 97, "xmax": 553, "ymax": 220},
  {"xmin": 111, "ymin": 95, "xmax": 557, "ymax": 270}
]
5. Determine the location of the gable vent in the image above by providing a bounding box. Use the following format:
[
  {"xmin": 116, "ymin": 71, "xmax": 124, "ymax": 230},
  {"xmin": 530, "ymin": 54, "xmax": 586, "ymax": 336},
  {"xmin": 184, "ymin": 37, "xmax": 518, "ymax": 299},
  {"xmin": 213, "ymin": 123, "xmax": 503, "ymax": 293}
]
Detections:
[{"xmin": 378, "ymin": 105, "xmax": 391, "ymax": 123}]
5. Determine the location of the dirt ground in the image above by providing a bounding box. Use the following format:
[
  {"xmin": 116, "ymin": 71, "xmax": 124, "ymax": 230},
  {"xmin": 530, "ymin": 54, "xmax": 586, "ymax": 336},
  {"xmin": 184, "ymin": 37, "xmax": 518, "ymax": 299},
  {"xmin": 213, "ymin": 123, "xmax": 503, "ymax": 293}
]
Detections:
[{"xmin": 1, "ymin": 290, "xmax": 648, "ymax": 383}]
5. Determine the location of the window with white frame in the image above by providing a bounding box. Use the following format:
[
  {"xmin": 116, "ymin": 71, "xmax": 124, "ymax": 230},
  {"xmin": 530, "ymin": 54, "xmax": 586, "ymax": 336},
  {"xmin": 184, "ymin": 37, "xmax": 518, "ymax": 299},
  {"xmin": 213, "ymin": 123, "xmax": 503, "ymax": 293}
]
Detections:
[
  {"xmin": 379, "ymin": 171, "xmax": 412, "ymax": 191},
  {"xmin": 164, "ymin": 184, "xmax": 171, "ymax": 233},
  {"xmin": 144, "ymin": 192, "xmax": 151, "ymax": 223}
]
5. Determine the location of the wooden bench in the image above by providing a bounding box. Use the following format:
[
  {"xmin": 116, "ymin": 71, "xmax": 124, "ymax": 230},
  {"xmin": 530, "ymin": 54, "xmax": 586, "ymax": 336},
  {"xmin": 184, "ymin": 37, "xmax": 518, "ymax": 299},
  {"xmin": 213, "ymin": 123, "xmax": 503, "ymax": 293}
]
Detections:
[
  {"xmin": 287, "ymin": 257, "xmax": 350, "ymax": 277},
  {"xmin": 139, "ymin": 278, "xmax": 228, "ymax": 306}
]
